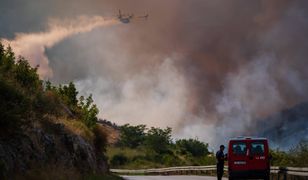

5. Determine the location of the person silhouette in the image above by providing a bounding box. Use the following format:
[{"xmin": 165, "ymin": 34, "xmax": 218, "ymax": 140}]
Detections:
[{"xmin": 216, "ymin": 145, "xmax": 226, "ymax": 180}]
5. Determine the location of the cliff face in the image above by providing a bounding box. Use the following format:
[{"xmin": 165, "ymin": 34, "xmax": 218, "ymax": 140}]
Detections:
[{"xmin": 0, "ymin": 118, "xmax": 108, "ymax": 179}]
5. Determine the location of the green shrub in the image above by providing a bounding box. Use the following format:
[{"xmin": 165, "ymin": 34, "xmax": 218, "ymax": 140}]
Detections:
[
  {"xmin": 161, "ymin": 154, "xmax": 183, "ymax": 166},
  {"xmin": 13, "ymin": 57, "xmax": 41, "ymax": 92},
  {"xmin": 43, "ymin": 80, "xmax": 100, "ymax": 130},
  {"xmin": 57, "ymin": 82, "xmax": 79, "ymax": 110},
  {"xmin": 118, "ymin": 124, "xmax": 146, "ymax": 148},
  {"xmin": 35, "ymin": 90, "xmax": 62, "ymax": 115},
  {"xmin": 144, "ymin": 127, "xmax": 172, "ymax": 154},
  {"xmin": 79, "ymin": 95, "xmax": 99, "ymax": 130},
  {"xmin": 0, "ymin": 78, "xmax": 29, "ymax": 132},
  {"xmin": 270, "ymin": 149, "xmax": 290, "ymax": 167},
  {"xmin": 270, "ymin": 141, "xmax": 308, "ymax": 167},
  {"xmin": 289, "ymin": 141, "xmax": 308, "ymax": 167},
  {"xmin": 0, "ymin": 46, "xmax": 15, "ymax": 74},
  {"xmin": 176, "ymin": 138, "xmax": 210, "ymax": 157},
  {"xmin": 110, "ymin": 154, "xmax": 128, "ymax": 167}
]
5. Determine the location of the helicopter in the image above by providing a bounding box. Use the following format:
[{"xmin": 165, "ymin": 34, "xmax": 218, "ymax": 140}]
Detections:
[{"xmin": 117, "ymin": 9, "xmax": 148, "ymax": 23}]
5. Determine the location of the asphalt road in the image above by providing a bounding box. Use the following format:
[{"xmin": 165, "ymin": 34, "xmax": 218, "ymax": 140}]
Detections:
[{"xmin": 122, "ymin": 176, "xmax": 227, "ymax": 180}]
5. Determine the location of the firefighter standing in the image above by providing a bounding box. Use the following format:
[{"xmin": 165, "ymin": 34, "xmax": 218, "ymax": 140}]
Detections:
[{"xmin": 216, "ymin": 145, "xmax": 226, "ymax": 180}]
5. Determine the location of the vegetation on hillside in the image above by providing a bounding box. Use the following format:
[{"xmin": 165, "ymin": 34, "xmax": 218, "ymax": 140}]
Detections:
[
  {"xmin": 107, "ymin": 123, "xmax": 215, "ymax": 169},
  {"xmin": 0, "ymin": 43, "xmax": 115, "ymax": 178},
  {"xmin": 270, "ymin": 141, "xmax": 308, "ymax": 167},
  {"xmin": 0, "ymin": 43, "xmax": 99, "ymax": 133},
  {"xmin": 107, "ymin": 123, "xmax": 308, "ymax": 169}
]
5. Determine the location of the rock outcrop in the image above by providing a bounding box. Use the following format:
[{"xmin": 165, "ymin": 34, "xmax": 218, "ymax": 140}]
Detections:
[{"xmin": 0, "ymin": 120, "xmax": 108, "ymax": 178}]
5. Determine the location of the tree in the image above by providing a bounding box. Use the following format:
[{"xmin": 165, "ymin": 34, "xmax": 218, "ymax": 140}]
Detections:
[
  {"xmin": 0, "ymin": 78, "xmax": 29, "ymax": 132},
  {"xmin": 13, "ymin": 57, "xmax": 41, "ymax": 91},
  {"xmin": 0, "ymin": 43, "xmax": 4, "ymax": 59},
  {"xmin": 79, "ymin": 94, "xmax": 99, "ymax": 130},
  {"xmin": 45, "ymin": 80, "xmax": 52, "ymax": 91},
  {"xmin": 144, "ymin": 127, "xmax": 172, "ymax": 154},
  {"xmin": 176, "ymin": 138, "xmax": 210, "ymax": 157},
  {"xmin": 289, "ymin": 141, "xmax": 308, "ymax": 167},
  {"xmin": 110, "ymin": 154, "xmax": 128, "ymax": 167},
  {"xmin": 118, "ymin": 124, "xmax": 146, "ymax": 148},
  {"xmin": 0, "ymin": 46, "xmax": 15, "ymax": 74},
  {"xmin": 269, "ymin": 149, "xmax": 290, "ymax": 167},
  {"xmin": 58, "ymin": 82, "xmax": 78, "ymax": 109}
]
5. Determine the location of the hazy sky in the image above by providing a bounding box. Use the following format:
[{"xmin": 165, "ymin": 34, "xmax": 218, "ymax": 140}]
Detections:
[{"xmin": 1, "ymin": 0, "xmax": 308, "ymax": 148}]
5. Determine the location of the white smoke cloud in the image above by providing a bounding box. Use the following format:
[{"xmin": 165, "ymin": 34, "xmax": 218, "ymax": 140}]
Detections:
[
  {"xmin": 76, "ymin": 58, "xmax": 191, "ymax": 129},
  {"xmin": 1, "ymin": 16, "xmax": 119, "ymax": 78},
  {"xmin": 214, "ymin": 55, "xmax": 284, "ymax": 138}
]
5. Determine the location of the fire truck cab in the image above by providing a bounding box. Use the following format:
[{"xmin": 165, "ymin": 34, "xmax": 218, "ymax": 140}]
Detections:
[{"xmin": 228, "ymin": 137, "xmax": 270, "ymax": 180}]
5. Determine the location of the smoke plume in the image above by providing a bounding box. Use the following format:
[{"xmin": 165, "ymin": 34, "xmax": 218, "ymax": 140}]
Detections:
[
  {"xmin": 2, "ymin": 16, "xmax": 119, "ymax": 78},
  {"xmin": 1, "ymin": 0, "xmax": 308, "ymax": 149}
]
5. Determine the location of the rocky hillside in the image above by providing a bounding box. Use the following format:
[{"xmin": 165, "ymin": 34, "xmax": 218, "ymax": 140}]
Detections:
[
  {"xmin": 0, "ymin": 117, "xmax": 109, "ymax": 179},
  {"xmin": 97, "ymin": 119, "xmax": 120, "ymax": 145},
  {"xmin": 0, "ymin": 43, "xmax": 109, "ymax": 179}
]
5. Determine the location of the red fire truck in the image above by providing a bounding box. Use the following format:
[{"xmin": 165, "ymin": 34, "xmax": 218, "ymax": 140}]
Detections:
[{"xmin": 228, "ymin": 137, "xmax": 270, "ymax": 180}]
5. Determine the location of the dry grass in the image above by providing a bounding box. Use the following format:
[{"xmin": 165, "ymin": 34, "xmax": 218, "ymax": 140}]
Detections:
[
  {"xmin": 107, "ymin": 147, "xmax": 147, "ymax": 160},
  {"xmin": 98, "ymin": 124, "xmax": 120, "ymax": 145},
  {"xmin": 41, "ymin": 115, "xmax": 95, "ymax": 143},
  {"xmin": 60, "ymin": 118, "xmax": 95, "ymax": 143}
]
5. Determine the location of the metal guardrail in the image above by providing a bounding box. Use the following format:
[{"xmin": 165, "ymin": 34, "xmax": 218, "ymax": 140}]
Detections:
[
  {"xmin": 111, "ymin": 165, "xmax": 218, "ymax": 174},
  {"xmin": 271, "ymin": 166, "xmax": 308, "ymax": 177},
  {"xmin": 111, "ymin": 165, "xmax": 308, "ymax": 177}
]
